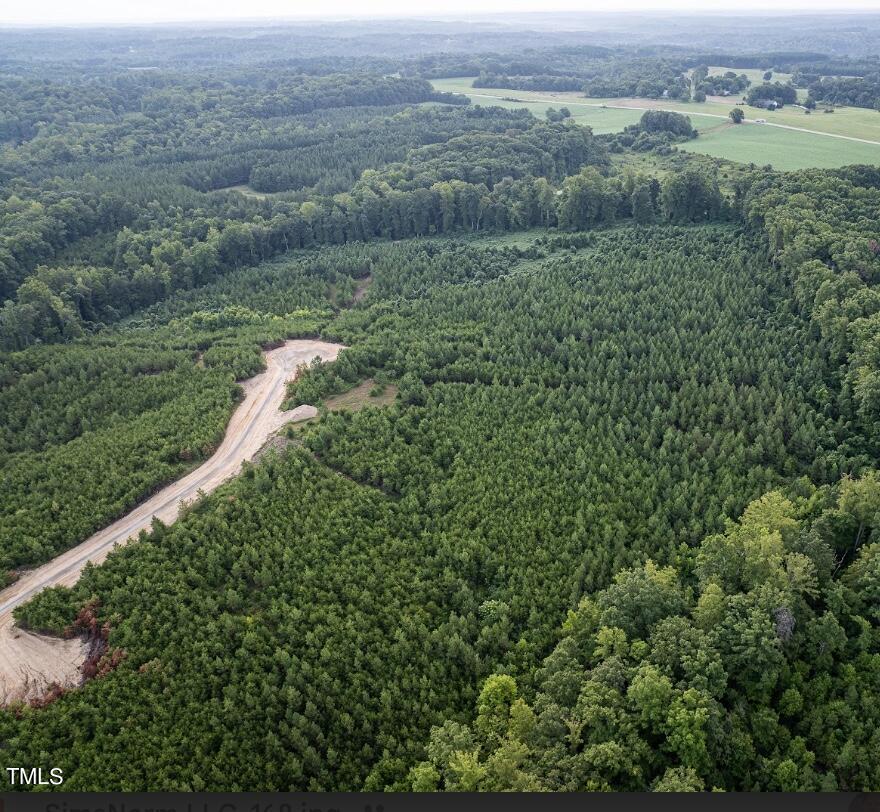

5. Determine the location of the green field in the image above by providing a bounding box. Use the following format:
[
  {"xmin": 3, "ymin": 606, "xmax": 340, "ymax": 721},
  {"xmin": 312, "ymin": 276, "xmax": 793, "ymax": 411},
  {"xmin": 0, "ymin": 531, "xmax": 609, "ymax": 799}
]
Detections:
[
  {"xmin": 707, "ymin": 66, "xmax": 793, "ymax": 85},
  {"xmin": 432, "ymin": 78, "xmax": 880, "ymax": 140},
  {"xmin": 746, "ymin": 105, "xmax": 880, "ymax": 140},
  {"xmin": 431, "ymin": 81, "xmax": 645, "ymax": 134},
  {"xmin": 432, "ymin": 78, "xmax": 880, "ymax": 169},
  {"xmin": 680, "ymin": 121, "xmax": 880, "ymax": 170}
]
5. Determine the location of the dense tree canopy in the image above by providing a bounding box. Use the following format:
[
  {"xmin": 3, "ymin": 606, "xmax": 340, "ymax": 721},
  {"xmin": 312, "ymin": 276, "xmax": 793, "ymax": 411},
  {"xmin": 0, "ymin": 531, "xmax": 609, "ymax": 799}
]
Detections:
[
  {"xmin": 746, "ymin": 82, "xmax": 799, "ymax": 106},
  {"xmin": 412, "ymin": 480, "xmax": 880, "ymax": 791},
  {"xmin": 4, "ymin": 216, "xmax": 878, "ymax": 788},
  {"xmin": 807, "ymin": 73, "xmax": 880, "ymax": 110},
  {"xmin": 1, "ymin": 25, "xmax": 879, "ymax": 794}
]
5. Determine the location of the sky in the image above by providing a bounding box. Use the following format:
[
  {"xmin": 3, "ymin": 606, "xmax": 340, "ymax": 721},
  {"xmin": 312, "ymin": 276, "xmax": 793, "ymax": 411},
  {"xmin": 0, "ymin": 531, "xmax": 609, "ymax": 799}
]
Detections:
[{"xmin": 1, "ymin": 0, "xmax": 878, "ymax": 26}]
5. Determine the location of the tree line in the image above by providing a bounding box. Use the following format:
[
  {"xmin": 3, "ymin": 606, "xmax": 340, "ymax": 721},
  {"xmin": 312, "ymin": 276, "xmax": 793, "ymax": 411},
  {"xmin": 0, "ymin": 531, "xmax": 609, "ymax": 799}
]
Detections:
[{"xmin": 2, "ymin": 106, "xmax": 731, "ymax": 351}]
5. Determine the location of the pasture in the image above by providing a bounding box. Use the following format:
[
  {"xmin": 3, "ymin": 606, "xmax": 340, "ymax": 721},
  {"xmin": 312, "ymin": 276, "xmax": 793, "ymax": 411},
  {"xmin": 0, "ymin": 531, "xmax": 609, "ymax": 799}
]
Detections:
[
  {"xmin": 429, "ymin": 83, "xmax": 645, "ymax": 134},
  {"xmin": 679, "ymin": 121, "xmax": 880, "ymax": 170},
  {"xmin": 432, "ymin": 78, "xmax": 880, "ymax": 169}
]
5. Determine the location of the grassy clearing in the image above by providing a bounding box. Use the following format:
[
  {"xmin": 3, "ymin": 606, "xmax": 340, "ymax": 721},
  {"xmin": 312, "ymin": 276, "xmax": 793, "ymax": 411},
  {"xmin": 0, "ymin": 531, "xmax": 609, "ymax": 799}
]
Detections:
[
  {"xmin": 455, "ymin": 228, "xmax": 549, "ymax": 249},
  {"xmin": 433, "ymin": 78, "xmax": 880, "ymax": 169},
  {"xmin": 431, "ymin": 78, "xmax": 644, "ymax": 133},
  {"xmin": 289, "ymin": 379, "xmax": 399, "ymax": 432},
  {"xmin": 679, "ymin": 120, "xmax": 880, "ymax": 170},
  {"xmin": 213, "ymin": 183, "xmax": 274, "ymax": 200},
  {"xmin": 324, "ymin": 379, "xmax": 398, "ymax": 412}
]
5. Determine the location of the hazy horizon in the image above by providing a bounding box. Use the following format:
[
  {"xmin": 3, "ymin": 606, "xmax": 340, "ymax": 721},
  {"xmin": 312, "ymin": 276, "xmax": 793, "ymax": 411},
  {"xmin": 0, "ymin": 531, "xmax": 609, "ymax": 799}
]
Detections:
[{"xmin": 3, "ymin": 2, "xmax": 880, "ymax": 27}]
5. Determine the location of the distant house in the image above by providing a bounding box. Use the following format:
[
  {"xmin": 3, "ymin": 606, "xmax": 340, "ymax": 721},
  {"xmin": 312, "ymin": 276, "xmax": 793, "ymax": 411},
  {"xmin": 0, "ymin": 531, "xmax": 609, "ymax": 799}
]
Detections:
[{"xmin": 752, "ymin": 99, "xmax": 779, "ymax": 110}]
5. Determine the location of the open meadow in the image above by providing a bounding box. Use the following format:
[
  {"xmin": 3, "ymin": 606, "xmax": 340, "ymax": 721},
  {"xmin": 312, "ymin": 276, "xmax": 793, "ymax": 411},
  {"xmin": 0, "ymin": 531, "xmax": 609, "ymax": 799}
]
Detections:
[{"xmin": 431, "ymin": 77, "xmax": 880, "ymax": 169}]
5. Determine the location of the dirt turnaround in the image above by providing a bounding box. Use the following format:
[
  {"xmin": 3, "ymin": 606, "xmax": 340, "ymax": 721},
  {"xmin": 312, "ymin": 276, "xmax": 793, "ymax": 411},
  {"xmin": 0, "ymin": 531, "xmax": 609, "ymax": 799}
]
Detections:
[{"xmin": 0, "ymin": 339, "xmax": 345, "ymax": 704}]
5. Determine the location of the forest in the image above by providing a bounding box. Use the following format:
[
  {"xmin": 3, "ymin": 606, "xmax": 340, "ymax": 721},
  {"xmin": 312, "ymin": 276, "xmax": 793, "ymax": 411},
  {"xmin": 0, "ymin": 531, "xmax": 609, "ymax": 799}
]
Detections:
[
  {"xmin": 807, "ymin": 73, "xmax": 880, "ymax": 110},
  {"xmin": 1, "ymin": 16, "xmax": 879, "ymax": 794},
  {"xmin": 747, "ymin": 82, "xmax": 800, "ymax": 107},
  {"xmin": 1, "ymin": 97, "xmax": 722, "ymax": 352}
]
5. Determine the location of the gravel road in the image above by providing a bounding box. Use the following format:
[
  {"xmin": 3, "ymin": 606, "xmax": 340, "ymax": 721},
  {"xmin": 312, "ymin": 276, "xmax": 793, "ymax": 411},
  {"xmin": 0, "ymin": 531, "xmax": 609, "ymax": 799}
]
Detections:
[{"xmin": 0, "ymin": 339, "xmax": 344, "ymax": 703}]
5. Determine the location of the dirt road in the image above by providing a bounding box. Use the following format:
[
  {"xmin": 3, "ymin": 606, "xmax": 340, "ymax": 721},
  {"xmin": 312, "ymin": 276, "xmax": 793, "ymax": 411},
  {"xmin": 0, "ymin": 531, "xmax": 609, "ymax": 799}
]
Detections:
[{"xmin": 0, "ymin": 339, "xmax": 345, "ymax": 703}]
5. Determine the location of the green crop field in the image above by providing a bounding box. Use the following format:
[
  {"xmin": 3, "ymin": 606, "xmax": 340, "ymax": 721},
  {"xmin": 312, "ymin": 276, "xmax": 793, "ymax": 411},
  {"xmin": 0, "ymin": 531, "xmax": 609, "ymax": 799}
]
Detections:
[
  {"xmin": 680, "ymin": 121, "xmax": 880, "ymax": 170},
  {"xmin": 431, "ymin": 77, "xmax": 735, "ymax": 131},
  {"xmin": 742, "ymin": 105, "xmax": 880, "ymax": 141},
  {"xmin": 432, "ymin": 78, "xmax": 880, "ymax": 169}
]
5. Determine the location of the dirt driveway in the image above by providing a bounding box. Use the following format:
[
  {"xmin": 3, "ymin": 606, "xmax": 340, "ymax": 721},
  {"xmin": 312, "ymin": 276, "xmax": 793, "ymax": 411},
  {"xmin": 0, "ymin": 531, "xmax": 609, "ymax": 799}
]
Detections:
[{"xmin": 0, "ymin": 339, "xmax": 344, "ymax": 703}]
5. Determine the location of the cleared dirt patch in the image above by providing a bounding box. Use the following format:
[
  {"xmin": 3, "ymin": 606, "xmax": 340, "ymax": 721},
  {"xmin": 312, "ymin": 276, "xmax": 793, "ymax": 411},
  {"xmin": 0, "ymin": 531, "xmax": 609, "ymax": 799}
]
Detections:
[
  {"xmin": 353, "ymin": 275, "xmax": 373, "ymax": 303},
  {"xmin": 0, "ymin": 339, "xmax": 344, "ymax": 704},
  {"xmin": 253, "ymin": 406, "xmax": 318, "ymax": 463}
]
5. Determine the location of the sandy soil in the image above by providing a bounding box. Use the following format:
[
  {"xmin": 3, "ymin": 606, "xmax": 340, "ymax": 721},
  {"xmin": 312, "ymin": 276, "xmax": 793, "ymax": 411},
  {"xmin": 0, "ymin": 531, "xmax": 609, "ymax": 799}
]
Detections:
[{"xmin": 0, "ymin": 339, "xmax": 344, "ymax": 703}]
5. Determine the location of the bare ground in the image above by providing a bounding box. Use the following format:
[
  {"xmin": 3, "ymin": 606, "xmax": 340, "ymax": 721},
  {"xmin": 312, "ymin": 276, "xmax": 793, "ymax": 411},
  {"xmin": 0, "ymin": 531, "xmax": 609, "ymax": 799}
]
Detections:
[
  {"xmin": 0, "ymin": 339, "xmax": 344, "ymax": 704},
  {"xmin": 353, "ymin": 275, "xmax": 373, "ymax": 303}
]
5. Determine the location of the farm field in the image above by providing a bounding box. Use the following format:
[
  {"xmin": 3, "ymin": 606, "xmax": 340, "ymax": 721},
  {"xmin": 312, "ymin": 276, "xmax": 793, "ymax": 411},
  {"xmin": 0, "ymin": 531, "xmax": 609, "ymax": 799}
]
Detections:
[
  {"xmin": 428, "ymin": 85, "xmax": 646, "ymax": 133},
  {"xmin": 432, "ymin": 78, "xmax": 880, "ymax": 140},
  {"xmin": 432, "ymin": 78, "xmax": 880, "ymax": 168},
  {"xmin": 431, "ymin": 78, "xmax": 724, "ymax": 132},
  {"xmin": 678, "ymin": 120, "xmax": 880, "ymax": 170}
]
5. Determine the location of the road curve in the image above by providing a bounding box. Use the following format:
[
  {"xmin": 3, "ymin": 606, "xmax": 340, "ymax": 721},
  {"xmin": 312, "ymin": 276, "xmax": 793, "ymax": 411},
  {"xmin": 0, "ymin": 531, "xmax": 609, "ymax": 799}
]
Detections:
[{"xmin": 0, "ymin": 339, "xmax": 345, "ymax": 703}]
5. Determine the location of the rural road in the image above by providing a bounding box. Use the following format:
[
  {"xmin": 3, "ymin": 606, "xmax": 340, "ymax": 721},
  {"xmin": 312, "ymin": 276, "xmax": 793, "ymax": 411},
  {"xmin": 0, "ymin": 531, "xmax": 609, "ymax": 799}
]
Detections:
[
  {"xmin": 0, "ymin": 339, "xmax": 345, "ymax": 703},
  {"xmin": 464, "ymin": 90, "xmax": 880, "ymax": 147}
]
